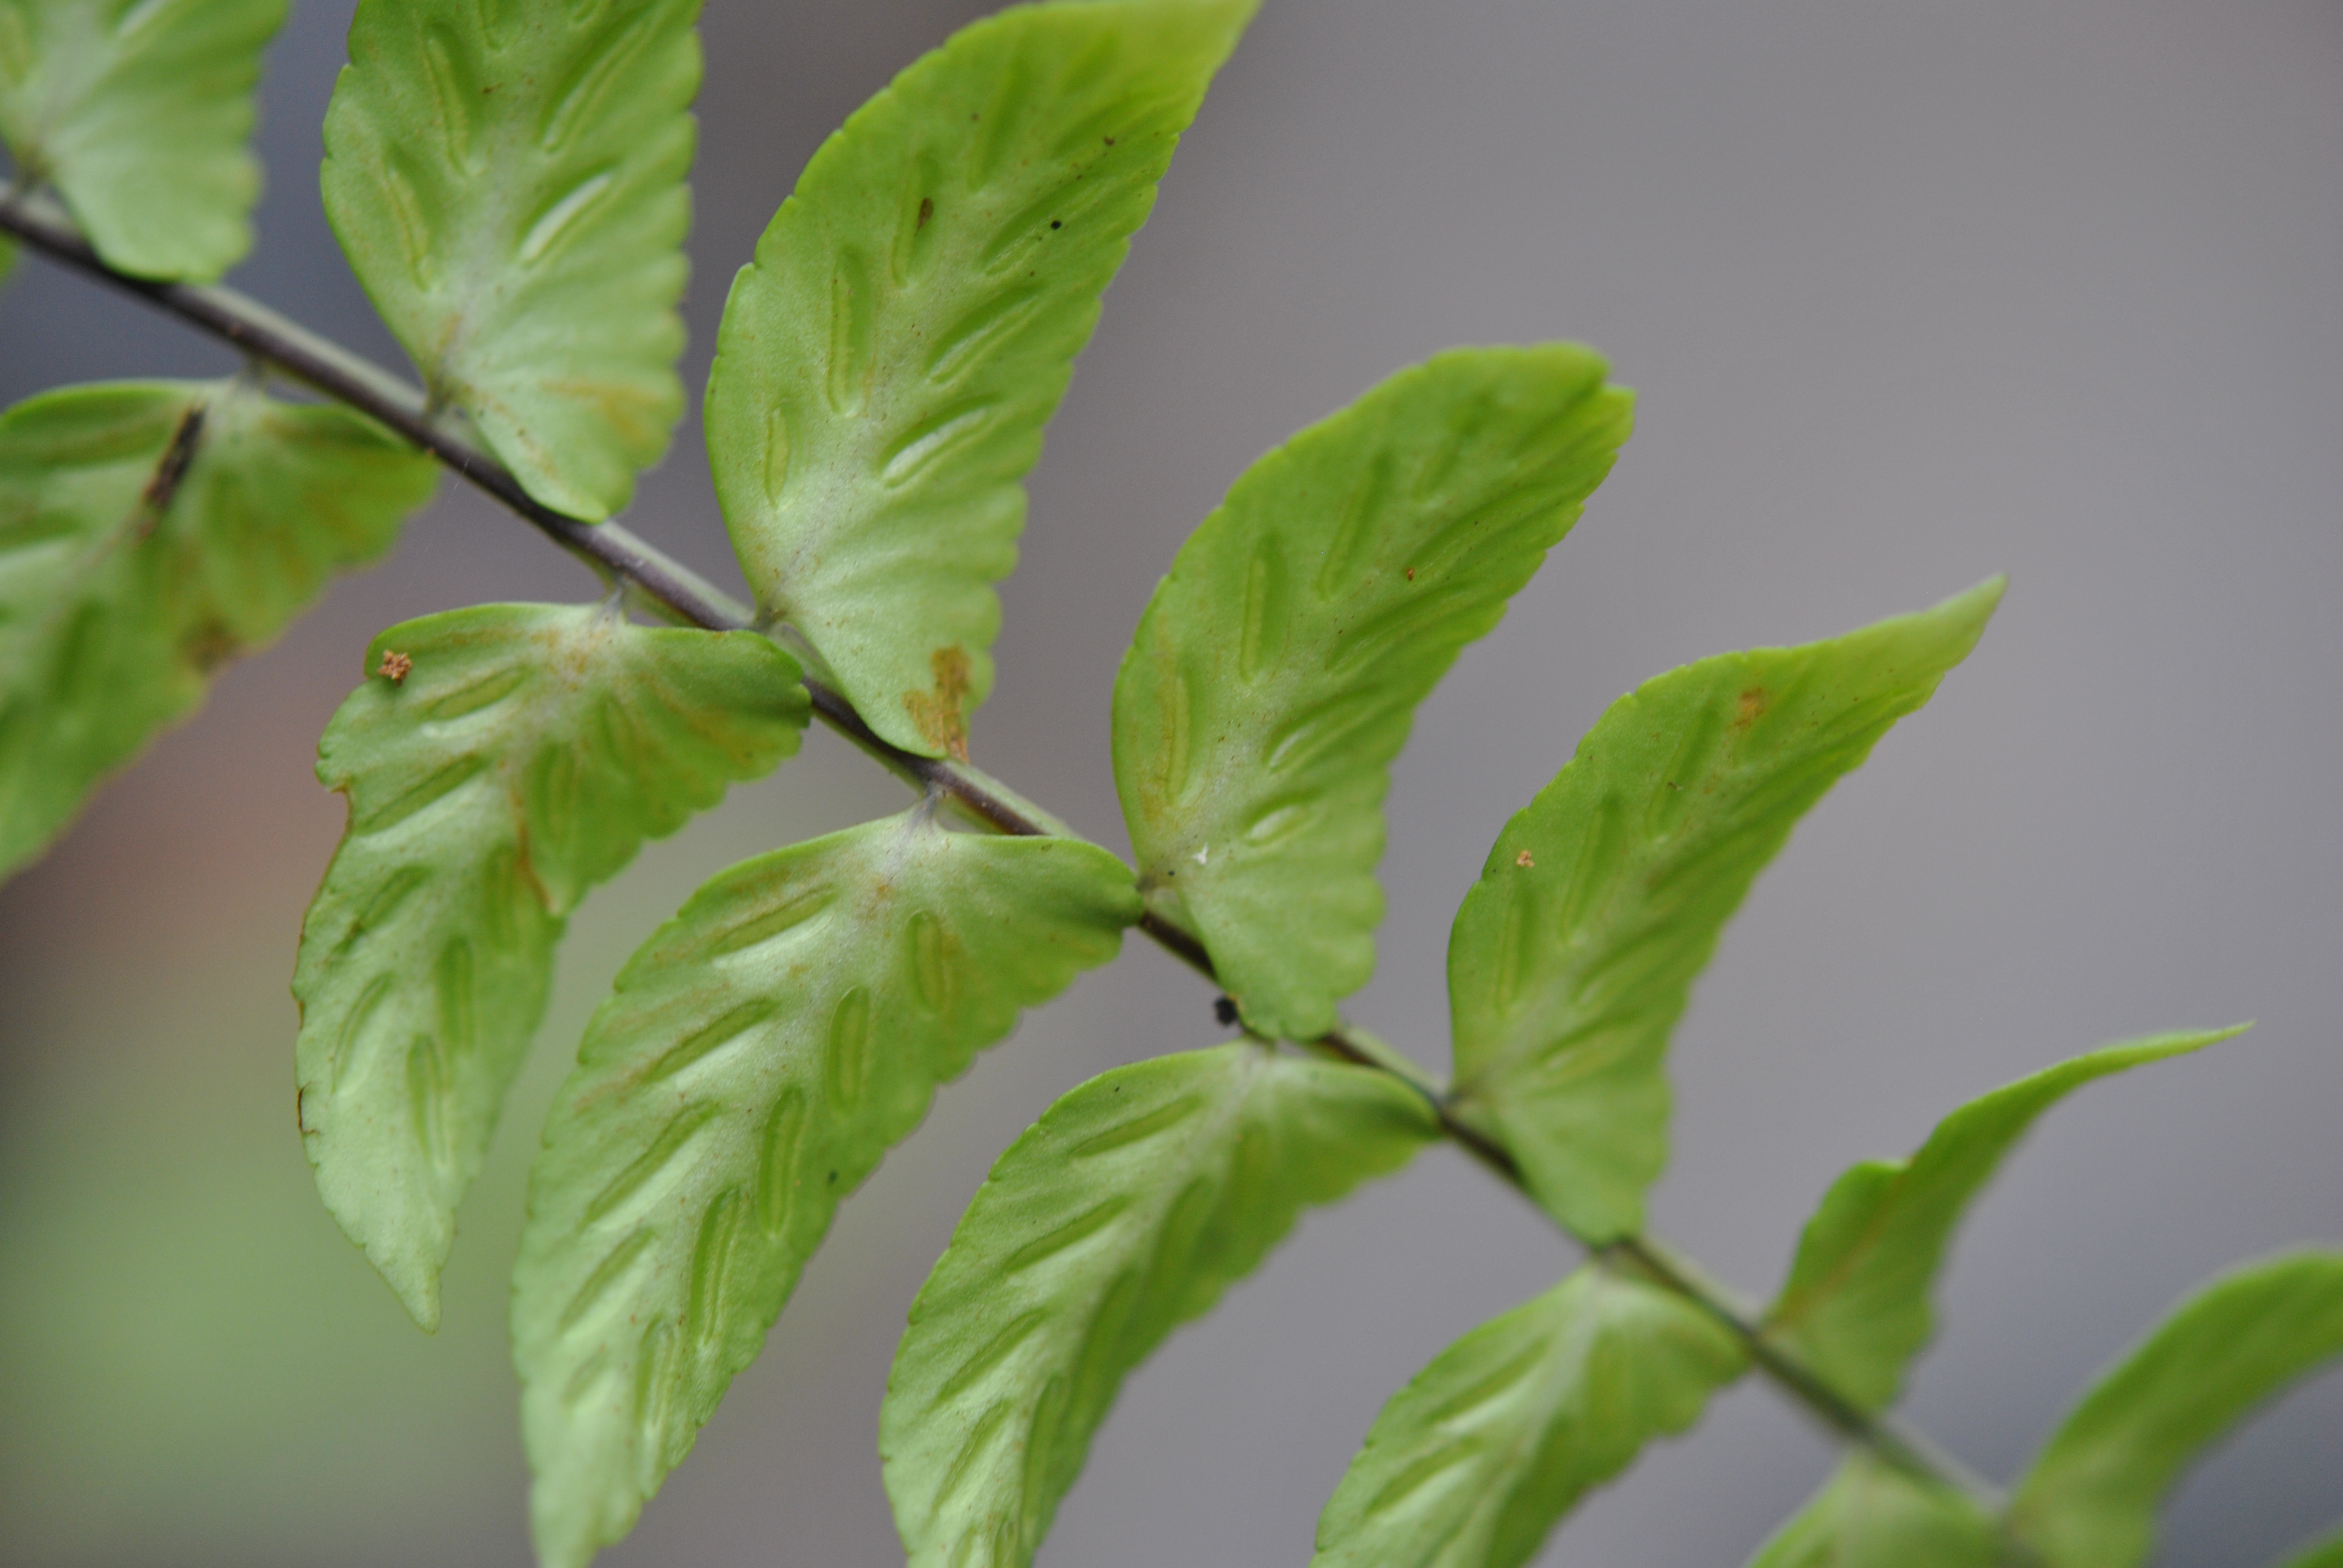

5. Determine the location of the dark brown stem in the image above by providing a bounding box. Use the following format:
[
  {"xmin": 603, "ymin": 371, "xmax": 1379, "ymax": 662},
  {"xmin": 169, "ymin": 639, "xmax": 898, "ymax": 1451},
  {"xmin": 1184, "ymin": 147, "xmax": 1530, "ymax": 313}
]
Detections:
[{"xmin": 0, "ymin": 187, "xmax": 2004, "ymax": 1518}]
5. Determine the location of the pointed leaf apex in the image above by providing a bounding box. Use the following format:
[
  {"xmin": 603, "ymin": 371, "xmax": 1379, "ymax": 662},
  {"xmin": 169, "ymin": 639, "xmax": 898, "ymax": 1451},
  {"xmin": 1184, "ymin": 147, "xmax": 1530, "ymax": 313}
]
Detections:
[
  {"xmin": 384, "ymin": 1257, "xmax": 443, "ymax": 1336},
  {"xmin": 1956, "ymin": 572, "xmax": 2008, "ymax": 615}
]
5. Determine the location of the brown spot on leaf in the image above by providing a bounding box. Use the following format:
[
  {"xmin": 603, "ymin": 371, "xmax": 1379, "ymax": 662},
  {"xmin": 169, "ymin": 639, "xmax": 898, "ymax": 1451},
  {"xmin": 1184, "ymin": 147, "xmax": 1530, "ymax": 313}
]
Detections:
[
  {"xmin": 1734, "ymin": 686, "xmax": 1769, "ymax": 731},
  {"xmin": 1515, "ymin": 849, "xmax": 1535, "ymax": 869},
  {"xmin": 182, "ymin": 619, "xmax": 240, "ymax": 674},
  {"xmin": 1405, "ymin": 567, "xmax": 1417, "ymax": 581},
  {"xmin": 543, "ymin": 374, "xmax": 667, "ymax": 449},
  {"xmin": 379, "ymin": 650, "xmax": 414, "ymax": 684},
  {"xmin": 143, "ymin": 405, "xmax": 206, "ymax": 508},
  {"xmin": 916, "ymin": 196, "xmax": 934, "ymax": 229},
  {"xmin": 902, "ymin": 645, "xmax": 972, "ymax": 760},
  {"xmin": 130, "ymin": 402, "xmax": 208, "ymax": 538}
]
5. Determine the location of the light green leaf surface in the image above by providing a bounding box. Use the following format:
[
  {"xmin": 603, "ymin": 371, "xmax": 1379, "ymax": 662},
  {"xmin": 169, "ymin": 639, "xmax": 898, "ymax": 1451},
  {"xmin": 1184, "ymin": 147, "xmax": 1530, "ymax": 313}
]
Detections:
[
  {"xmin": 2273, "ymin": 1527, "xmax": 2343, "ymax": 1568},
  {"xmin": 883, "ymin": 1044, "xmax": 1436, "ymax": 1568},
  {"xmin": 0, "ymin": 0, "xmax": 283, "ymax": 278},
  {"xmin": 515, "ymin": 813, "xmax": 1137, "ymax": 1568},
  {"xmin": 1446, "ymin": 581, "xmax": 2002, "ymax": 1241},
  {"xmin": 293, "ymin": 603, "xmax": 808, "ymax": 1331},
  {"xmin": 1745, "ymin": 1456, "xmax": 2012, "ymax": 1568},
  {"xmin": 0, "ymin": 379, "xmax": 434, "ymax": 879},
  {"xmin": 1114, "ymin": 347, "xmax": 1634, "ymax": 1042},
  {"xmin": 321, "ymin": 0, "xmax": 698, "ymax": 520},
  {"xmin": 1312, "ymin": 1263, "xmax": 1746, "ymax": 1568},
  {"xmin": 2010, "ymin": 1248, "xmax": 2343, "ymax": 1568},
  {"xmin": 707, "ymin": 0, "xmax": 1254, "ymax": 760},
  {"xmin": 1764, "ymin": 1025, "xmax": 2245, "ymax": 1413}
]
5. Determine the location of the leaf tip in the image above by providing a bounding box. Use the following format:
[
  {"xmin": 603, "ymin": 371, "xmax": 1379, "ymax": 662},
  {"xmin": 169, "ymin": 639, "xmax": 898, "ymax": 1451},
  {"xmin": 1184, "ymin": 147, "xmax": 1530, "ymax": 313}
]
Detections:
[
  {"xmin": 1952, "ymin": 572, "xmax": 2010, "ymax": 624},
  {"xmin": 528, "ymin": 1508, "xmax": 605, "ymax": 1568},
  {"xmin": 2176, "ymin": 1019, "xmax": 2255, "ymax": 1054},
  {"xmin": 375, "ymin": 1246, "xmax": 445, "ymax": 1334},
  {"xmin": 1144, "ymin": 0, "xmax": 1265, "ymax": 57},
  {"xmin": 1893, "ymin": 573, "xmax": 2007, "ymax": 676},
  {"xmin": 2115, "ymin": 1019, "xmax": 2254, "ymax": 1066}
]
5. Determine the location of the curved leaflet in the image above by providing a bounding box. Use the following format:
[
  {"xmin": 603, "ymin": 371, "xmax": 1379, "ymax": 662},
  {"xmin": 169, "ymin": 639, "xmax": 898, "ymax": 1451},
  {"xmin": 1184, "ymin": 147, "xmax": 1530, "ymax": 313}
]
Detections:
[
  {"xmin": 1312, "ymin": 1263, "xmax": 1745, "ymax": 1568},
  {"xmin": 1763, "ymin": 1025, "xmax": 2246, "ymax": 1413},
  {"xmin": 294, "ymin": 603, "xmax": 807, "ymax": 1330},
  {"xmin": 322, "ymin": 0, "xmax": 699, "ymax": 520},
  {"xmin": 707, "ymin": 0, "xmax": 1255, "ymax": 759},
  {"xmin": 0, "ymin": 379, "xmax": 435, "ymax": 879},
  {"xmin": 1114, "ymin": 346, "xmax": 1634, "ymax": 1041},
  {"xmin": 882, "ymin": 1044, "xmax": 1436, "ymax": 1568},
  {"xmin": 1446, "ymin": 581, "xmax": 2003, "ymax": 1241},
  {"xmin": 1744, "ymin": 1456, "xmax": 2011, "ymax": 1568},
  {"xmin": 514, "ymin": 814, "xmax": 1138, "ymax": 1568},
  {"xmin": 0, "ymin": 0, "xmax": 283, "ymax": 278},
  {"xmin": 2010, "ymin": 1249, "xmax": 2343, "ymax": 1568}
]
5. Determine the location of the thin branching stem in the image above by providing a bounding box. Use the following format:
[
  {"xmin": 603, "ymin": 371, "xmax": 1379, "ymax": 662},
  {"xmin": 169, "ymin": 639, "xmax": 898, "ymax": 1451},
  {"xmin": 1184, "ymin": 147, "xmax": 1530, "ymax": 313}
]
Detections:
[{"xmin": 0, "ymin": 188, "xmax": 2006, "ymax": 1516}]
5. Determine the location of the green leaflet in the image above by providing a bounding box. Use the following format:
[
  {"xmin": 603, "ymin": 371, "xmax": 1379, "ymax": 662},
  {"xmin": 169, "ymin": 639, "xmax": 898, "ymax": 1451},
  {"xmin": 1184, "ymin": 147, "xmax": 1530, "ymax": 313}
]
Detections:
[
  {"xmin": 1745, "ymin": 1456, "xmax": 2013, "ymax": 1568},
  {"xmin": 1446, "ymin": 581, "xmax": 2003, "ymax": 1241},
  {"xmin": 293, "ymin": 603, "xmax": 808, "ymax": 1331},
  {"xmin": 514, "ymin": 814, "xmax": 1137, "ymax": 1568},
  {"xmin": 2274, "ymin": 1528, "xmax": 2343, "ymax": 1568},
  {"xmin": 0, "ymin": 232, "xmax": 15, "ymax": 292},
  {"xmin": 321, "ymin": 0, "xmax": 698, "ymax": 521},
  {"xmin": 707, "ymin": 0, "xmax": 1254, "ymax": 760},
  {"xmin": 0, "ymin": 0, "xmax": 283, "ymax": 279},
  {"xmin": 882, "ymin": 1044, "xmax": 1436, "ymax": 1568},
  {"xmin": 1312, "ymin": 1263, "xmax": 1746, "ymax": 1568},
  {"xmin": 1115, "ymin": 347, "xmax": 1634, "ymax": 1042},
  {"xmin": 2009, "ymin": 1249, "xmax": 2343, "ymax": 1568},
  {"xmin": 0, "ymin": 379, "xmax": 436, "ymax": 879},
  {"xmin": 1764, "ymin": 1026, "xmax": 2247, "ymax": 1413}
]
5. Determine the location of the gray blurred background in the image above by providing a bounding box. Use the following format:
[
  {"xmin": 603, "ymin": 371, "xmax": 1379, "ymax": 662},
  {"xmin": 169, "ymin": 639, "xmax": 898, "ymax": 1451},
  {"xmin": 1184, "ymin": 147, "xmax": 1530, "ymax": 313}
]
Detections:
[{"xmin": 2, "ymin": 0, "xmax": 2337, "ymax": 1563}]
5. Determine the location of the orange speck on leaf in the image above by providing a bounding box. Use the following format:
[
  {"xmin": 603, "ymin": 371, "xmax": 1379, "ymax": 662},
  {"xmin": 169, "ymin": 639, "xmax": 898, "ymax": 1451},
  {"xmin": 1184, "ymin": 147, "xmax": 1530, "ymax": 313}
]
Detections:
[
  {"xmin": 379, "ymin": 650, "xmax": 413, "ymax": 684},
  {"xmin": 1734, "ymin": 686, "xmax": 1769, "ymax": 730},
  {"xmin": 1515, "ymin": 849, "xmax": 1535, "ymax": 869}
]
